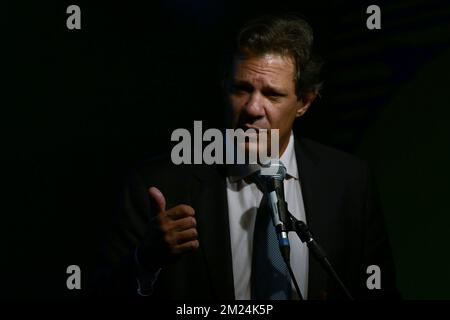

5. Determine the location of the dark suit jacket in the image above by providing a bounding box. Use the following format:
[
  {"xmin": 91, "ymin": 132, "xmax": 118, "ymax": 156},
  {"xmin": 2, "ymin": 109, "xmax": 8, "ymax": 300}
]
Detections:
[{"xmin": 95, "ymin": 137, "xmax": 399, "ymax": 300}]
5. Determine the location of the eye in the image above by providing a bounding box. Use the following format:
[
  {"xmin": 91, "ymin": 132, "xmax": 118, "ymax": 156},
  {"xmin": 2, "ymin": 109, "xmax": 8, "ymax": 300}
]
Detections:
[
  {"xmin": 231, "ymin": 83, "xmax": 253, "ymax": 94},
  {"xmin": 263, "ymin": 90, "xmax": 285, "ymax": 101}
]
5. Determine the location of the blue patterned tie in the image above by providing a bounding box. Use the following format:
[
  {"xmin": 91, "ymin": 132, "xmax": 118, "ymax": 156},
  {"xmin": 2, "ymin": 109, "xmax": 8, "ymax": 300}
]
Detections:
[{"xmin": 251, "ymin": 193, "xmax": 292, "ymax": 300}]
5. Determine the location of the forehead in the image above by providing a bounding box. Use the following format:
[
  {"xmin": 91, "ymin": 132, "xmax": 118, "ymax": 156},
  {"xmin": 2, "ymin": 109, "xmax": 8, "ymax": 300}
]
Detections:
[{"xmin": 232, "ymin": 53, "xmax": 296, "ymax": 87}]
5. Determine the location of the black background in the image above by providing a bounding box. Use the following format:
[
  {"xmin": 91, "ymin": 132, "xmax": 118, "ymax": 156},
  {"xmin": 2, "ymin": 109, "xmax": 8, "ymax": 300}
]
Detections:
[{"xmin": 5, "ymin": 0, "xmax": 450, "ymax": 299}]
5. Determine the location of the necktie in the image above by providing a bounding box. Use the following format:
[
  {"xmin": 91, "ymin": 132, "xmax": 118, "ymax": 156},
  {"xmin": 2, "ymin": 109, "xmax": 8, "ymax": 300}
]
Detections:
[{"xmin": 251, "ymin": 193, "xmax": 292, "ymax": 299}]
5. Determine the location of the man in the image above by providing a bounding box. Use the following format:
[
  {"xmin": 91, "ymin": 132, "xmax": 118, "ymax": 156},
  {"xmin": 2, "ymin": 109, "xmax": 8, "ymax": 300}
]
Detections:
[{"xmin": 95, "ymin": 14, "xmax": 398, "ymax": 300}]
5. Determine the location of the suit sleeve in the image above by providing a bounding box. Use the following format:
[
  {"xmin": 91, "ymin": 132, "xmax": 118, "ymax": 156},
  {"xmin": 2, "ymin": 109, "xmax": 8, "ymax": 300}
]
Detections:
[{"xmin": 90, "ymin": 169, "xmax": 166, "ymax": 296}]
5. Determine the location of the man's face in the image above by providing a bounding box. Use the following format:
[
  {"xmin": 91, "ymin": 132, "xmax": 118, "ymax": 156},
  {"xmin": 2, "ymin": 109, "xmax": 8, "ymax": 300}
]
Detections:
[{"xmin": 227, "ymin": 53, "xmax": 312, "ymax": 157}]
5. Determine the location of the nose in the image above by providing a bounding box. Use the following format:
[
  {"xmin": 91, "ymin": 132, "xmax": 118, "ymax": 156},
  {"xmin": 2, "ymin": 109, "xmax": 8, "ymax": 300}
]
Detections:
[{"xmin": 243, "ymin": 92, "xmax": 265, "ymax": 119}]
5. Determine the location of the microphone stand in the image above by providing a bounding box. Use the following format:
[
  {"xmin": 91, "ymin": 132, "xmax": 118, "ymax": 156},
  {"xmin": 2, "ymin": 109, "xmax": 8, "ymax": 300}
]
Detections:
[
  {"xmin": 255, "ymin": 162, "xmax": 353, "ymax": 300},
  {"xmin": 286, "ymin": 213, "xmax": 354, "ymax": 300}
]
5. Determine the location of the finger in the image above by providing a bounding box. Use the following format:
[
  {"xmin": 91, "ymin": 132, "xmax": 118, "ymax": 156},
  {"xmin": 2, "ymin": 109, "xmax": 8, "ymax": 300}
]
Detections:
[
  {"xmin": 148, "ymin": 186, "xmax": 166, "ymax": 213},
  {"xmin": 166, "ymin": 204, "xmax": 195, "ymax": 219},
  {"xmin": 173, "ymin": 240, "xmax": 200, "ymax": 253},
  {"xmin": 172, "ymin": 216, "xmax": 197, "ymax": 231},
  {"xmin": 175, "ymin": 228, "xmax": 198, "ymax": 244}
]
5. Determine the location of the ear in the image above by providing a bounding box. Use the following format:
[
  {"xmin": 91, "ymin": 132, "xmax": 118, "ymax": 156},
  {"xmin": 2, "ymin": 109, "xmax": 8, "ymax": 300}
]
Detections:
[{"xmin": 295, "ymin": 90, "xmax": 318, "ymax": 118}]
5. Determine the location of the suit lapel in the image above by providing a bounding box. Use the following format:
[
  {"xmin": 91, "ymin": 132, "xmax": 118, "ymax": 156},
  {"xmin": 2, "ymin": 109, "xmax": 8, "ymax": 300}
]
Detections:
[
  {"xmin": 191, "ymin": 165, "xmax": 235, "ymax": 299},
  {"xmin": 294, "ymin": 138, "xmax": 329, "ymax": 299}
]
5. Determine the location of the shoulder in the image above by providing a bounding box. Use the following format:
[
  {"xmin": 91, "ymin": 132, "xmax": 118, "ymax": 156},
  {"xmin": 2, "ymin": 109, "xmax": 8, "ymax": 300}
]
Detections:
[
  {"xmin": 299, "ymin": 137, "xmax": 366, "ymax": 166},
  {"xmin": 296, "ymin": 137, "xmax": 370, "ymax": 185}
]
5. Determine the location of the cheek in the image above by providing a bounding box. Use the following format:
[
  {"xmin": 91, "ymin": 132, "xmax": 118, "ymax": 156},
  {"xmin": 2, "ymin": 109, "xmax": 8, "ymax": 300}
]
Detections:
[{"xmin": 267, "ymin": 103, "xmax": 297, "ymax": 129}]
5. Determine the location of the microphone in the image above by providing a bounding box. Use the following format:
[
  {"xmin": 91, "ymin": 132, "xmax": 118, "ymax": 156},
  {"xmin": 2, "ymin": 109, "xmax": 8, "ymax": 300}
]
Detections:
[{"xmin": 255, "ymin": 161, "xmax": 291, "ymax": 262}]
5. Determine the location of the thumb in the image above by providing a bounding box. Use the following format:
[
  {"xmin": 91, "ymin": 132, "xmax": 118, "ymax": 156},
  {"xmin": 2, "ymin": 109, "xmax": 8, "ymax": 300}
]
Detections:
[{"xmin": 148, "ymin": 186, "xmax": 166, "ymax": 213}]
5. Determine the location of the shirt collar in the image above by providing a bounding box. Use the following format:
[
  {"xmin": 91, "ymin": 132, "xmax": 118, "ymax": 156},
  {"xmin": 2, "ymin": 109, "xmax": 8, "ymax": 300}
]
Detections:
[{"xmin": 227, "ymin": 131, "xmax": 299, "ymax": 183}]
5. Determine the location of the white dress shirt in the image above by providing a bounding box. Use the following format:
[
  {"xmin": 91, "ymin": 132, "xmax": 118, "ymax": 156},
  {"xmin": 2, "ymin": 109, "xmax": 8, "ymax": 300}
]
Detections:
[{"xmin": 226, "ymin": 132, "xmax": 309, "ymax": 300}]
